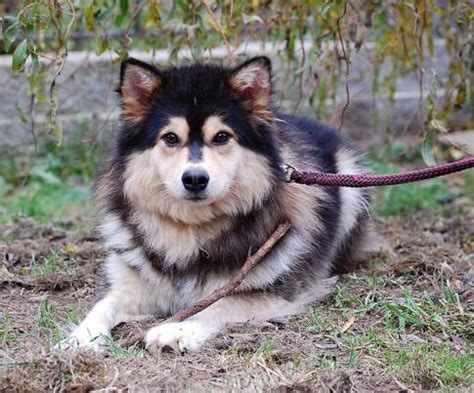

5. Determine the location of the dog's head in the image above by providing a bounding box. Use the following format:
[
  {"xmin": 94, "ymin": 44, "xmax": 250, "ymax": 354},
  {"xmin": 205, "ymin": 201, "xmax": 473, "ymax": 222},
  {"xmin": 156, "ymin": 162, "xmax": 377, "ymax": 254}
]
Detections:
[{"xmin": 115, "ymin": 56, "xmax": 281, "ymax": 224}]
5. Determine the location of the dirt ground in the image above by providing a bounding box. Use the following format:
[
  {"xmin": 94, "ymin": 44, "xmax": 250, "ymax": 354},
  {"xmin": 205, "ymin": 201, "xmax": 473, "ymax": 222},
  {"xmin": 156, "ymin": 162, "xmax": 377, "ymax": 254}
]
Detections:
[{"xmin": 1, "ymin": 198, "xmax": 473, "ymax": 392}]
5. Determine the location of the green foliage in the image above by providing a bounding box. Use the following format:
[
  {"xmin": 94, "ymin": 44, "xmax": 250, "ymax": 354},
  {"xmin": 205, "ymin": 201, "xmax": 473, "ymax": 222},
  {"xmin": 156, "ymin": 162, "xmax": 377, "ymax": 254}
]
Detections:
[
  {"xmin": 367, "ymin": 149, "xmax": 454, "ymax": 216},
  {"xmin": 381, "ymin": 290, "xmax": 470, "ymax": 337},
  {"xmin": 463, "ymin": 169, "xmax": 474, "ymax": 196},
  {"xmin": 375, "ymin": 180, "xmax": 452, "ymax": 216},
  {"xmin": 385, "ymin": 344, "xmax": 473, "ymax": 388},
  {"xmin": 1, "ymin": 312, "xmax": 25, "ymax": 342},
  {"xmin": 103, "ymin": 335, "xmax": 145, "ymax": 358},
  {"xmin": 30, "ymin": 249, "xmax": 75, "ymax": 277},
  {"xmin": 1, "ymin": 180, "xmax": 89, "ymax": 223},
  {"xmin": 1, "ymin": 1, "xmax": 472, "ymax": 146},
  {"xmin": 38, "ymin": 299, "xmax": 56, "ymax": 330},
  {"xmin": 0, "ymin": 127, "xmax": 104, "ymax": 223},
  {"xmin": 37, "ymin": 299, "xmax": 63, "ymax": 344},
  {"xmin": 12, "ymin": 37, "xmax": 28, "ymax": 73}
]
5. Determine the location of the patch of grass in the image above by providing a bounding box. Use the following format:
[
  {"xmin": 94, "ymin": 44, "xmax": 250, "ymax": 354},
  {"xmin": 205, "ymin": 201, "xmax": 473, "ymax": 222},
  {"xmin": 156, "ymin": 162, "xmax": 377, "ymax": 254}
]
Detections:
[
  {"xmin": 29, "ymin": 249, "xmax": 75, "ymax": 277},
  {"xmin": 385, "ymin": 343, "xmax": 474, "ymax": 389},
  {"xmin": 374, "ymin": 180, "xmax": 453, "ymax": 216},
  {"xmin": 463, "ymin": 169, "xmax": 474, "ymax": 195},
  {"xmin": 37, "ymin": 300, "xmax": 62, "ymax": 344},
  {"xmin": 367, "ymin": 252, "xmax": 390, "ymax": 270},
  {"xmin": 0, "ymin": 127, "xmax": 105, "ymax": 224},
  {"xmin": 366, "ymin": 151, "xmax": 453, "ymax": 216},
  {"xmin": 38, "ymin": 300, "xmax": 56, "ymax": 330},
  {"xmin": 367, "ymin": 143, "xmax": 423, "ymax": 164},
  {"xmin": 382, "ymin": 292, "xmax": 442, "ymax": 332},
  {"xmin": 340, "ymin": 330, "xmax": 473, "ymax": 389},
  {"xmin": 30, "ymin": 250, "xmax": 60, "ymax": 276},
  {"xmin": 250, "ymin": 338, "xmax": 277, "ymax": 365},
  {"xmin": 332, "ymin": 282, "xmax": 379, "ymax": 314},
  {"xmin": 305, "ymin": 307, "xmax": 336, "ymax": 333},
  {"xmin": 65, "ymin": 308, "xmax": 80, "ymax": 326},
  {"xmin": 103, "ymin": 335, "xmax": 145, "ymax": 359},
  {"xmin": 1, "ymin": 353, "xmax": 106, "ymax": 392},
  {"xmin": 1, "ymin": 180, "xmax": 90, "ymax": 223},
  {"xmin": 312, "ymin": 353, "xmax": 338, "ymax": 369},
  {"xmin": 380, "ymin": 291, "xmax": 469, "ymax": 337},
  {"xmin": 1, "ymin": 312, "xmax": 24, "ymax": 342},
  {"xmin": 342, "ymin": 329, "xmax": 389, "ymax": 368},
  {"xmin": 227, "ymin": 337, "xmax": 279, "ymax": 364}
]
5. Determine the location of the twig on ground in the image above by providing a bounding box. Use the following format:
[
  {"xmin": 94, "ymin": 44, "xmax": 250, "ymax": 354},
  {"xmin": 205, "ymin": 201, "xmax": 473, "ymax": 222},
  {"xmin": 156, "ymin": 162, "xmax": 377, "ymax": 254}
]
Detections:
[
  {"xmin": 171, "ymin": 221, "xmax": 291, "ymax": 321},
  {"xmin": 118, "ymin": 221, "xmax": 291, "ymax": 348}
]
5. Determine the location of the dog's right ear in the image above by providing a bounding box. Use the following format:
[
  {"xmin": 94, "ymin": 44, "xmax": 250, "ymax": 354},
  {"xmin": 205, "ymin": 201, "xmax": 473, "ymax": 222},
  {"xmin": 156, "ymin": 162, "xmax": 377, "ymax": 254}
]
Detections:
[
  {"xmin": 118, "ymin": 58, "xmax": 162, "ymax": 121},
  {"xmin": 229, "ymin": 56, "xmax": 273, "ymax": 121}
]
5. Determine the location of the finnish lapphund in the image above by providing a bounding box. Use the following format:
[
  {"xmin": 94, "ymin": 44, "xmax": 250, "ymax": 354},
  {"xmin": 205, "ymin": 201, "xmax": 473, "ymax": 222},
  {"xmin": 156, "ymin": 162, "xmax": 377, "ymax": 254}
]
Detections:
[{"xmin": 62, "ymin": 56, "xmax": 373, "ymax": 353}]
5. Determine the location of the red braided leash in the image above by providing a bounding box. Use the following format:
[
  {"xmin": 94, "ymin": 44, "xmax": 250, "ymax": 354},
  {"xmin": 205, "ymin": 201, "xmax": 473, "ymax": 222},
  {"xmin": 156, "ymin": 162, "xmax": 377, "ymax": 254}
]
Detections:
[{"xmin": 284, "ymin": 156, "xmax": 474, "ymax": 188}]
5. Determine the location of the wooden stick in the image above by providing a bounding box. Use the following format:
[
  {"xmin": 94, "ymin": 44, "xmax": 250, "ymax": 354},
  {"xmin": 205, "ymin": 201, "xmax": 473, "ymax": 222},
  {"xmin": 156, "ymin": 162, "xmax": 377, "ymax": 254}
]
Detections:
[
  {"xmin": 170, "ymin": 220, "xmax": 291, "ymax": 322},
  {"xmin": 118, "ymin": 221, "xmax": 291, "ymax": 347}
]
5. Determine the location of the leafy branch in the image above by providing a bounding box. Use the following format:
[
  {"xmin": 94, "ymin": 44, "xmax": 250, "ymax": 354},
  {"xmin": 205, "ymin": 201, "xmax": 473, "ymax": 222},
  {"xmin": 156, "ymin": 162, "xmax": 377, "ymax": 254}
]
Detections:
[{"xmin": 0, "ymin": 1, "xmax": 472, "ymax": 156}]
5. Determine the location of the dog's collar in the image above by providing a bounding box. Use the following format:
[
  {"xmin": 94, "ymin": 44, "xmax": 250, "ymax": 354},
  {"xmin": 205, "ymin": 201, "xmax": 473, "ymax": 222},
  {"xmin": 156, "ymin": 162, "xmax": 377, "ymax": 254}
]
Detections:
[{"xmin": 280, "ymin": 163, "xmax": 296, "ymax": 182}]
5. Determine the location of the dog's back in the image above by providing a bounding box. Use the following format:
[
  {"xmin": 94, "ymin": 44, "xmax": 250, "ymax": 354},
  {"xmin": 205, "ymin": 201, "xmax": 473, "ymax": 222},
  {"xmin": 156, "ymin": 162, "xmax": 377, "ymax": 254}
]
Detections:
[{"xmin": 277, "ymin": 114, "xmax": 372, "ymax": 273}]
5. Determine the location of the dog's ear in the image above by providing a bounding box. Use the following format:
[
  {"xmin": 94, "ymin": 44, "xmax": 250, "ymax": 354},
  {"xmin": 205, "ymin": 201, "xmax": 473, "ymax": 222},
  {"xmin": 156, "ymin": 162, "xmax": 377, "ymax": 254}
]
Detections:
[
  {"xmin": 229, "ymin": 56, "xmax": 272, "ymax": 121},
  {"xmin": 118, "ymin": 58, "xmax": 162, "ymax": 121}
]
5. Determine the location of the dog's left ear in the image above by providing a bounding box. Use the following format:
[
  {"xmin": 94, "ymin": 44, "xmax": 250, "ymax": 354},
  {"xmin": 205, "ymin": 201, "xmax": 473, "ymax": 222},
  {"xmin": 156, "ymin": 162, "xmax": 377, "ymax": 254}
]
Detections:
[
  {"xmin": 118, "ymin": 57, "xmax": 162, "ymax": 121},
  {"xmin": 229, "ymin": 56, "xmax": 272, "ymax": 120}
]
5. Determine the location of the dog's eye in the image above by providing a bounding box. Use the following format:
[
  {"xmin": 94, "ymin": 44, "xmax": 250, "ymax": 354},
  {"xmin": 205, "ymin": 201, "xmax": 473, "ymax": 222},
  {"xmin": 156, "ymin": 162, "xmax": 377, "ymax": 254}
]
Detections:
[
  {"xmin": 213, "ymin": 131, "xmax": 230, "ymax": 145},
  {"xmin": 163, "ymin": 132, "xmax": 180, "ymax": 146}
]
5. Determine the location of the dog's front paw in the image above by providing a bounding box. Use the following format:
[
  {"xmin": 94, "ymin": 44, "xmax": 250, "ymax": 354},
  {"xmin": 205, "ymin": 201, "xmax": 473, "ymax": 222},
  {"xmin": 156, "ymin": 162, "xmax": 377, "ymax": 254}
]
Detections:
[{"xmin": 145, "ymin": 320, "xmax": 214, "ymax": 354}]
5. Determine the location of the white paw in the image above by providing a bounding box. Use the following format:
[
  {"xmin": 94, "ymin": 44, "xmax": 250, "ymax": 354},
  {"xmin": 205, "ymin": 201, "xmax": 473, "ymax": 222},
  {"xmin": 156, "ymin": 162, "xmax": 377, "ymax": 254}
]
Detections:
[{"xmin": 145, "ymin": 320, "xmax": 214, "ymax": 354}]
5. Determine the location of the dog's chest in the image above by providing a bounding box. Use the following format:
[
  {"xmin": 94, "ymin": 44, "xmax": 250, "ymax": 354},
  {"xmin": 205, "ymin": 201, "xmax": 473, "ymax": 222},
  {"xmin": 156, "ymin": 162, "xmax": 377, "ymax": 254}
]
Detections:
[
  {"xmin": 122, "ymin": 249, "xmax": 232, "ymax": 313},
  {"xmin": 134, "ymin": 211, "xmax": 233, "ymax": 269}
]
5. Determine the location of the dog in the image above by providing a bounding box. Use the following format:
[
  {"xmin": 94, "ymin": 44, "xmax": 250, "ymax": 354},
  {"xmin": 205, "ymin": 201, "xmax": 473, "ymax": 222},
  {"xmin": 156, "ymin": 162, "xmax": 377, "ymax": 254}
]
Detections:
[{"xmin": 61, "ymin": 56, "xmax": 372, "ymax": 353}]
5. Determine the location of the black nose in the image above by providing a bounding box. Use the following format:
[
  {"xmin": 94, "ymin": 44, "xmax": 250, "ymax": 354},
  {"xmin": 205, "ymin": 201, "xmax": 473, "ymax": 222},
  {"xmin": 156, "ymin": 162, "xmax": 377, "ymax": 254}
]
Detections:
[{"xmin": 182, "ymin": 169, "xmax": 209, "ymax": 192}]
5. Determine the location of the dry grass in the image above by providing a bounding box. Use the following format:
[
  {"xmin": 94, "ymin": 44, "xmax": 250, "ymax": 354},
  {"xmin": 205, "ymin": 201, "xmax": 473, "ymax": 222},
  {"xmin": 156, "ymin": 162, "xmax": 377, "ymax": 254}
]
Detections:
[
  {"xmin": 1, "ymin": 142, "xmax": 473, "ymax": 392},
  {"xmin": 1, "ymin": 196, "xmax": 473, "ymax": 392}
]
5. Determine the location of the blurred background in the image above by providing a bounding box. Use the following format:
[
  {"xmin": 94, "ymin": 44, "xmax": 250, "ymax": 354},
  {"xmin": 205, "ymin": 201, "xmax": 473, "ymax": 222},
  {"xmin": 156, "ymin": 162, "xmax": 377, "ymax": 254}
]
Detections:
[{"xmin": 0, "ymin": 0, "xmax": 472, "ymax": 224}]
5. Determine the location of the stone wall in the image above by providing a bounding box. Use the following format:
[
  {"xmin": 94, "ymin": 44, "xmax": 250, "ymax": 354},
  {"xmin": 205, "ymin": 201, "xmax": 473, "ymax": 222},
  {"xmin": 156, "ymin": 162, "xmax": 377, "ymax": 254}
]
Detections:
[{"xmin": 0, "ymin": 39, "xmax": 467, "ymax": 150}]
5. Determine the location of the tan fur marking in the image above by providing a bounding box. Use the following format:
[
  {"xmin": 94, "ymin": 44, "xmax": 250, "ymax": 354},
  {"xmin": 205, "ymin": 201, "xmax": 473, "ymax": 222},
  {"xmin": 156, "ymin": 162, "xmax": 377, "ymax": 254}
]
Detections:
[
  {"xmin": 201, "ymin": 116, "xmax": 236, "ymax": 144},
  {"xmin": 156, "ymin": 117, "xmax": 190, "ymax": 147},
  {"xmin": 223, "ymin": 148, "xmax": 273, "ymax": 214},
  {"xmin": 132, "ymin": 210, "xmax": 232, "ymax": 268}
]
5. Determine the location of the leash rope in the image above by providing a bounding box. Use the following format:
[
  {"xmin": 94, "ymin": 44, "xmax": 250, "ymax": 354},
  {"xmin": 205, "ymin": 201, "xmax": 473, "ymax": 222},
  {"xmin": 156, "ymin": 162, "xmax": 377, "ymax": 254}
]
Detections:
[{"xmin": 282, "ymin": 156, "xmax": 474, "ymax": 188}]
